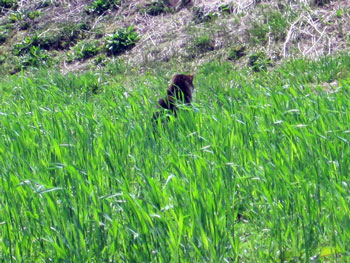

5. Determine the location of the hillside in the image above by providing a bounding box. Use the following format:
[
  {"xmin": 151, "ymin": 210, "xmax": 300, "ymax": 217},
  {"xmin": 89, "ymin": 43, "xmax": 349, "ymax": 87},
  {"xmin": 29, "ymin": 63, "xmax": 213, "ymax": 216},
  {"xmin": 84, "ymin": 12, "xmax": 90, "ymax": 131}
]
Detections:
[{"xmin": 1, "ymin": 0, "xmax": 350, "ymax": 75}]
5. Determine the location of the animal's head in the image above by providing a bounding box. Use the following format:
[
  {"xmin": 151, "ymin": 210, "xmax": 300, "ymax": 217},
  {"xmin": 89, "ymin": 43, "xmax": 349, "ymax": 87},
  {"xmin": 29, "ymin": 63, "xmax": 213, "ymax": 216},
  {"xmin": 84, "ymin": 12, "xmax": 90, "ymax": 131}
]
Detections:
[{"xmin": 172, "ymin": 73, "xmax": 195, "ymax": 94}]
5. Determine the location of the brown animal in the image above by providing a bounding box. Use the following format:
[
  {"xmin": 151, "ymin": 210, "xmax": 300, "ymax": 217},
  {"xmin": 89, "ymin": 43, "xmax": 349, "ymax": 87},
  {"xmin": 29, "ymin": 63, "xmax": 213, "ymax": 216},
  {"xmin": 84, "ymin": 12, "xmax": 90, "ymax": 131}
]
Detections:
[
  {"xmin": 158, "ymin": 74, "xmax": 195, "ymax": 114},
  {"xmin": 153, "ymin": 73, "xmax": 195, "ymax": 126}
]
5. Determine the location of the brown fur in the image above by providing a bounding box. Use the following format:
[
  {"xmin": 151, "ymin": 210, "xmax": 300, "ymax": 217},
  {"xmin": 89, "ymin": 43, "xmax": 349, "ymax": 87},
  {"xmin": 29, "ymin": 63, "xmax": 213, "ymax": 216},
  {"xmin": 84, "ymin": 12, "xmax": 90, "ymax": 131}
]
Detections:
[
  {"xmin": 152, "ymin": 74, "xmax": 195, "ymax": 128},
  {"xmin": 157, "ymin": 74, "xmax": 195, "ymax": 114}
]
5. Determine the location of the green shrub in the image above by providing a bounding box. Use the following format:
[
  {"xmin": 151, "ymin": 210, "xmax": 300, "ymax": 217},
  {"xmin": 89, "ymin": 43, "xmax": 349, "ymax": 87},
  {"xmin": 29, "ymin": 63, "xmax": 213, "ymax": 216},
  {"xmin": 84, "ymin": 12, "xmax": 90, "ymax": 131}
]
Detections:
[
  {"xmin": 105, "ymin": 26, "xmax": 140, "ymax": 56},
  {"xmin": 27, "ymin": 10, "xmax": 41, "ymax": 19},
  {"xmin": 192, "ymin": 34, "xmax": 214, "ymax": 53},
  {"xmin": 20, "ymin": 46, "xmax": 53, "ymax": 68},
  {"xmin": 248, "ymin": 51, "xmax": 272, "ymax": 72},
  {"xmin": 72, "ymin": 40, "xmax": 100, "ymax": 60},
  {"xmin": 86, "ymin": 0, "xmax": 120, "ymax": 15},
  {"xmin": 9, "ymin": 11, "xmax": 22, "ymax": 23},
  {"xmin": 13, "ymin": 35, "xmax": 40, "ymax": 56}
]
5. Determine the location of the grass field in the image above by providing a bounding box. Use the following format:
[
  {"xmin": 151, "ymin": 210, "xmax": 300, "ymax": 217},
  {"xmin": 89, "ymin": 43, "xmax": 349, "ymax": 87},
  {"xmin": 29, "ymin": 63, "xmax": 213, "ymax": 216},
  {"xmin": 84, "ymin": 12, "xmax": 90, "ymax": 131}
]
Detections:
[{"xmin": 1, "ymin": 55, "xmax": 350, "ymax": 262}]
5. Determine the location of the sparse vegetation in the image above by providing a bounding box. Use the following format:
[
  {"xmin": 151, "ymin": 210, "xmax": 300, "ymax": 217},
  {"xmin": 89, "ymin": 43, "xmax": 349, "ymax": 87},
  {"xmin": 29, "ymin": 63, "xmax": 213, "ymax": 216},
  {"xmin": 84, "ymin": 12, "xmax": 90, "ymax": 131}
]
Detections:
[
  {"xmin": 248, "ymin": 6, "xmax": 290, "ymax": 44},
  {"xmin": 187, "ymin": 33, "xmax": 214, "ymax": 58},
  {"xmin": 248, "ymin": 51, "xmax": 272, "ymax": 72}
]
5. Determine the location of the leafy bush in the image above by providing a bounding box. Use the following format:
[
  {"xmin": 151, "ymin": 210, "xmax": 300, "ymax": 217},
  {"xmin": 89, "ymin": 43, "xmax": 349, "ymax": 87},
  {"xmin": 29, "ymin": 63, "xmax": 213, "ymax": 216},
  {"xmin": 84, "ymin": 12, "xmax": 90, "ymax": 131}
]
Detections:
[
  {"xmin": 86, "ymin": 0, "xmax": 120, "ymax": 15},
  {"xmin": 71, "ymin": 40, "xmax": 100, "ymax": 61},
  {"xmin": 105, "ymin": 26, "xmax": 140, "ymax": 56},
  {"xmin": 248, "ymin": 51, "xmax": 272, "ymax": 72},
  {"xmin": 21, "ymin": 46, "xmax": 53, "ymax": 68},
  {"xmin": 13, "ymin": 35, "xmax": 40, "ymax": 56}
]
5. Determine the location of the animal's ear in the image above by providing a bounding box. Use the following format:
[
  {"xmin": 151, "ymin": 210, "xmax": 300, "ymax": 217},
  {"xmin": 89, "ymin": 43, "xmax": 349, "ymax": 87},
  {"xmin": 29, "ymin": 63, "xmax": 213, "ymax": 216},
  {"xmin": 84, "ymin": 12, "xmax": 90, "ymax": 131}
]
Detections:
[{"xmin": 188, "ymin": 74, "xmax": 194, "ymax": 82}]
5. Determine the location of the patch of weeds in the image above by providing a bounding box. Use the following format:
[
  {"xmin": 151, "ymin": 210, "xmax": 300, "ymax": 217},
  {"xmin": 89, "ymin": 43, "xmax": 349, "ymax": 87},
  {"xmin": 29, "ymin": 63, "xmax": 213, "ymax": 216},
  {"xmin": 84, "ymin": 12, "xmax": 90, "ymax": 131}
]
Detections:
[
  {"xmin": 219, "ymin": 3, "xmax": 234, "ymax": 14},
  {"xmin": 105, "ymin": 25, "xmax": 139, "ymax": 56},
  {"xmin": 140, "ymin": 1, "xmax": 171, "ymax": 16},
  {"xmin": 86, "ymin": 0, "xmax": 120, "ymax": 15},
  {"xmin": 8, "ymin": 10, "xmax": 41, "ymax": 30},
  {"xmin": 103, "ymin": 58, "xmax": 127, "ymax": 74},
  {"xmin": 0, "ymin": 25, "xmax": 13, "ymax": 44},
  {"xmin": 0, "ymin": 0, "xmax": 17, "ymax": 9},
  {"xmin": 94, "ymin": 54, "xmax": 107, "ymax": 66},
  {"xmin": 93, "ymin": 26, "xmax": 105, "ymax": 39},
  {"xmin": 35, "ymin": 0, "xmax": 53, "ymax": 8},
  {"xmin": 265, "ymin": 9, "xmax": 288, "ymax": 41},
  {"xmin": 20, "ymin": 46, "xmax": 54, "ymax": 69},
  {"xmin": 13, "ymin": 35, "xmax": 39, "ymax": 56},
  {"xmin": 227, "ymin": 45, "xmax": 246, "ymax": 61},
  {"xmin": 248, "ymin": 20, "xmax": 269, "ymax": 44},
  {"xmin": 13, "ymin": 21, "xmax": 87, "ymax": 54},
  {"xmin": 189, "ymin": 34, "xmax": 214, "ymax": 56},
  {"xmin": 336, "ymin": 9, "xmax": 343, "ymax": 18},
  {"xmin": 9, "ymin": 10, "xmax": 41, "ymax": 22},
  {"xmin": 0, "ymin": 54, "xmax": 5, "ymax": 65},
  {"xmin": 248, "ymin": 51, "xmax": 272, "ymax": 72},
  {"xmin": 248, "ymin": 7, "xmax": 288, "ymax": 44},
  {"xmin": 9, "ymin": 11, "xmax": 22, "ymax": 23},
  {"xmin": 192, "ymin": 6, "xmax": 216, "ymax": 24},
  {"xmin": 19, "ymin": 22, "xmax": 85, "ymax": 55},
  {"xmin": 70, "ymin": 40, "xmax": 100, "ymax": 61}
]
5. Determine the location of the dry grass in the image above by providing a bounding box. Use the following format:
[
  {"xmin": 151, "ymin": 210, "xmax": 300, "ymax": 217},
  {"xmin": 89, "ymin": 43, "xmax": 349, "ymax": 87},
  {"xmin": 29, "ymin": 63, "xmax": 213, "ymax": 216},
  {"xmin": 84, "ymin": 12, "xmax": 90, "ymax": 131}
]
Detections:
[{"xmin": 1, "ymin": 0, "xmax": 350, "ymax": 74}]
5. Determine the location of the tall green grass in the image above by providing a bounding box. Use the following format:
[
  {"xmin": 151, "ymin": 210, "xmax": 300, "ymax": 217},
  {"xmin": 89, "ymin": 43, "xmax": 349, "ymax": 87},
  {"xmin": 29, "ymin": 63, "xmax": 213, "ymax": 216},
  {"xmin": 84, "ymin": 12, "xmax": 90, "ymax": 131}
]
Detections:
[{"xmin": 1, "ymin": 55, "xmax": 350, "ymax": 262}]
